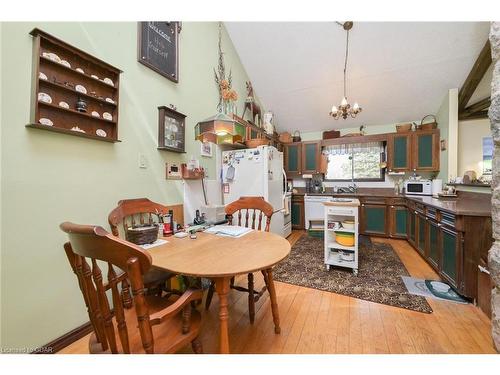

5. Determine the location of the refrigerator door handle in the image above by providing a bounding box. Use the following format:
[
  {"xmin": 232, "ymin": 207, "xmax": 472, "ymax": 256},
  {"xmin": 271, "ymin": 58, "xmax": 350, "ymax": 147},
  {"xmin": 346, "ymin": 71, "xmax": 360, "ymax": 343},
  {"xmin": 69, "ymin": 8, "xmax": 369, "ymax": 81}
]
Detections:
[{"xmin": 282, "ymin": 168, "xmax": 287, "ymax": 200}]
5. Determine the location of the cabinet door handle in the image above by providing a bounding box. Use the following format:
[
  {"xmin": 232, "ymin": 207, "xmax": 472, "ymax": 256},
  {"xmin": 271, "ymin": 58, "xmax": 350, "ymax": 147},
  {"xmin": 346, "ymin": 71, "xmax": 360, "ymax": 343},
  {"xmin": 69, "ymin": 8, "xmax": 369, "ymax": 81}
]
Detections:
[
  {"xmin": 362, "ymin": 204, "xmax": 365, "ymax": 207},
  {"xmin": 414, "ymin": 211, "xmax": 417, "ymax": 214},
  {"xmin": 391, "ymin": 205, "xmax": 394, "ymax": 208},
  {"xmin": 478, "ymin": 265, "xmax": 490, "ymax": 275}
]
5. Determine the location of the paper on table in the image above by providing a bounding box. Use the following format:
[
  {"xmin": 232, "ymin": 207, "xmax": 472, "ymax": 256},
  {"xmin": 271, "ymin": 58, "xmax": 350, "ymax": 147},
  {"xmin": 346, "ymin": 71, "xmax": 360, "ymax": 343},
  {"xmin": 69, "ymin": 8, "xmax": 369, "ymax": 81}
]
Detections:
[
  {"xmin": 204, "ymin": 225, "xmax": 253, "ymax": 238},
  {"xmin": 139, "ymin": 239, "xmax": 168, "ymax": 250}
]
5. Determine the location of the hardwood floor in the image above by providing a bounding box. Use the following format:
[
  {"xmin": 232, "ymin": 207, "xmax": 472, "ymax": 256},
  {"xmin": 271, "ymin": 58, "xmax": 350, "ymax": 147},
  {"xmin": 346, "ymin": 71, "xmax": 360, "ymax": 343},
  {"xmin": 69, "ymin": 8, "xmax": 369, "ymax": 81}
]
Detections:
[{"xmin": 59, "ymin": 230, "xmax": 496, "ymax": 354}]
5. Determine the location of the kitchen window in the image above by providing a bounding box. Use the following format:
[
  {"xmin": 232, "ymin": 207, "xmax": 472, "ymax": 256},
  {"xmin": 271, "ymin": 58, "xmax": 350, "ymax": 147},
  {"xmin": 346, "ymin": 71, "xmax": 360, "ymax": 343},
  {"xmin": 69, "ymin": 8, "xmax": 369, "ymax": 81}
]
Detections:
[{"xmin": 324, "ymin": 142, "xmax": 385, "ymax": 181}]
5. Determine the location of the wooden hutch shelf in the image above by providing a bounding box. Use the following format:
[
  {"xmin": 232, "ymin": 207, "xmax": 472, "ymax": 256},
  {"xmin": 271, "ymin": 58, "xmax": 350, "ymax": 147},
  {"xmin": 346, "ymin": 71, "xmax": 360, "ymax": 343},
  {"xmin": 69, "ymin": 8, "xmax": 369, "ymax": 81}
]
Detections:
[
  {"xmin": 27, "ymin": 28, "xmax": 122, "ymax": 143},
  {"xmin": 26, "ymin": 124, "xmax": 121, "ymax": 143}
]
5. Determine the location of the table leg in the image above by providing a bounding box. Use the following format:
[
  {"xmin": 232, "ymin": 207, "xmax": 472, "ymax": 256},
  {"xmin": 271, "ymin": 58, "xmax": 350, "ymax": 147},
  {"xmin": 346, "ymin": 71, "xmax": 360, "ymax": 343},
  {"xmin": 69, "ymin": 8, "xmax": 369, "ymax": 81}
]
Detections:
[
  {"xmin": 265, "ymin": 268, "xmax": 281, "ymax": 334},
  {"xmin": 214, "ymin": 276, "xmax": 231, "ymax": 354}
]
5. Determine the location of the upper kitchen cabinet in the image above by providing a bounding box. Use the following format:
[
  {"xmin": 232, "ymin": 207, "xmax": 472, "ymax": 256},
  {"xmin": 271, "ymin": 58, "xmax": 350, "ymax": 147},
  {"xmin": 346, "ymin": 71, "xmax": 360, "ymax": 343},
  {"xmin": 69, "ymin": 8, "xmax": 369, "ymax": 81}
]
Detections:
[
  {"xmin": 284, "ymin": 142, "xmax": 302, "ymax": 177},
  {"xmin": 387, "ymin": 133, "xmax": 412, "ymax": 172},
  {"xmin": 301, "ymin": 141, "xmax": 321, "ymax": 174},
  {"xmin": 411, "ymin": 129, "xmax": 440, "ymax": 171},
  {"xmin": 387, "ymin": 129, "xmax": 440, "ymax": 172}
]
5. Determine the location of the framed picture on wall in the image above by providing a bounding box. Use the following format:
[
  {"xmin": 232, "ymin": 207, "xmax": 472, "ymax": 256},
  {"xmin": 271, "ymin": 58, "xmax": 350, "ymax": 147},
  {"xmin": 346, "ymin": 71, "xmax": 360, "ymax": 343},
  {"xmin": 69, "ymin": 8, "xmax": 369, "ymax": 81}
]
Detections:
[
  {"xmin": 137, "ymin": 22, "xmax": 181, "ymax": 83},
  {"xmin": 158, "ymin": 106, "xmax": 186, "ymax": 153},
  {"xmin": 483, "ymin": 137, "xmax": 493, "ymax": 175},
  {"xmin": 200, "ymin": 141, "xmax": 213, "ymax": 157}
]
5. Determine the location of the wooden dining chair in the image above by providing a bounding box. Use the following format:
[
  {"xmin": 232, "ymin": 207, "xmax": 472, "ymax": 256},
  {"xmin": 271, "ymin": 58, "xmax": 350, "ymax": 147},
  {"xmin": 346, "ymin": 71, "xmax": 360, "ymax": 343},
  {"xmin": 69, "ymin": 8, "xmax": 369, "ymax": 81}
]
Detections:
[
  {"xmin": 60, "ymin": 221, "xmax": 203, "ymax": 354},
  {"xmin": 205, "ymin": 196, "xmax": 275, "ymax": 324},
  {"xmin": 108, "ymin": 198, "xmax": 182, "ymax": 305}
]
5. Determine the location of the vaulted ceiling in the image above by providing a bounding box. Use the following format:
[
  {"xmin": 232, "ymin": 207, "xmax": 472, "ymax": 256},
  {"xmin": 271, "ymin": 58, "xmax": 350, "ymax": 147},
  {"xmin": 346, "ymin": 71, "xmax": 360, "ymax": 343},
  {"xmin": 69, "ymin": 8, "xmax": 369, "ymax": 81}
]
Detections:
[{"xmin": 225, "ymin": 22, "xmax": 490, "ymax": 132}]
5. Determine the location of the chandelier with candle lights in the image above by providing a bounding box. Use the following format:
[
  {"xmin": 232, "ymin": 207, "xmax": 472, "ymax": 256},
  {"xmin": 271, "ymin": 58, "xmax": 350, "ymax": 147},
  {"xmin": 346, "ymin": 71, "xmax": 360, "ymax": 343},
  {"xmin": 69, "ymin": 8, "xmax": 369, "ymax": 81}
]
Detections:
[{"xmin": 329, "ymin": 21, "xmax": 362, "ymax": 120}]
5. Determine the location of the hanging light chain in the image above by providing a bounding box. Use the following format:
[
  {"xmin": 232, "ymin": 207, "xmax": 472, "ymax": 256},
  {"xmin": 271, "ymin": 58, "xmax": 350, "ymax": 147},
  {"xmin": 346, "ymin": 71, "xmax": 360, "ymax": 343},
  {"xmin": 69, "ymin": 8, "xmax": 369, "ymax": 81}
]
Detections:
[{"xmin": 329, "ymin": 22, "xmax": 362, "ymax": 120}]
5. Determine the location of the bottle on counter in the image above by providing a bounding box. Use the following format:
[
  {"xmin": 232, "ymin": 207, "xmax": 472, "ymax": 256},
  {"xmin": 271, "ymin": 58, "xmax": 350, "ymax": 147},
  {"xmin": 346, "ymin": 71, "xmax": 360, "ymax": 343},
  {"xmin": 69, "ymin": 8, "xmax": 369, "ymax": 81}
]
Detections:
[{"xmin": 163, "ymin": 211, "xmax": 173, "ymax": 236}]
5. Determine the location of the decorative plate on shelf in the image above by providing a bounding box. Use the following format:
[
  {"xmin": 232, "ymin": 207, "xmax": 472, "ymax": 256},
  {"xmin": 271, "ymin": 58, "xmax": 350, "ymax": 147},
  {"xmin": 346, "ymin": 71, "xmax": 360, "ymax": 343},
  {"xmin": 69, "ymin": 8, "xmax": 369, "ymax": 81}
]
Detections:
[
  {"xmin": 38, "ymin": 92, "xmax": 52, "ymax": 104},
  {"xmin": 42, "ymin": 52, "xmax": 61, "ymax": 63},
  {"xmin": 39, "ymin": 72, "xmax": 48, "ymax": 80},
  {"xmin": 91, "ymin": 74, "xmax": 99, "ymax": 80},
  {"xmin": 39, "ymin": 118, "xmax": 54, "ymax": 126},
  {"xmin": 105, "ymin": 97, "xmax": 115, "ymax": 104},
  {"xmin": 102, "ymin": 112, "xmax": 113, "ymax": 121},
  {"xmin": 103, "ymin": 77, "xmax": 114, "ymax": 86},
  {"xmin": 60, "ymin": 60, "xmax": 71, "ymax": 68},
  {"xmin": 75, "ymin": 67, "xmax": 85, "ymax": 74},
  {"xmin": 71, "ymin": 126, "xmax": 85, "ymax": 133},
  {"xmin": 75, "ymin": 84, "xmax": 87, "ymax": 94},
  {"xmin": 96, "ymin": 129, "xmax": 107, "ymax": 137},
  {"xmin": 91, "ymin": 111, "xmax": 100, "ymax": 118},
  {"xmin": 58, "ymin": 101, "xmax": 70, "ymax": 109}
]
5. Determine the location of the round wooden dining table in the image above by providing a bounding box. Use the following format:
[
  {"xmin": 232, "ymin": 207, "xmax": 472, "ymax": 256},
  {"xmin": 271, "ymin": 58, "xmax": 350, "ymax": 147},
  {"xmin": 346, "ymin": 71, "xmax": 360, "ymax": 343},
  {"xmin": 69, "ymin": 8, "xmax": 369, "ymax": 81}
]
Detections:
[{"xmin": 147, "ymin": 230, "xmax": 291, "ymax": 354}]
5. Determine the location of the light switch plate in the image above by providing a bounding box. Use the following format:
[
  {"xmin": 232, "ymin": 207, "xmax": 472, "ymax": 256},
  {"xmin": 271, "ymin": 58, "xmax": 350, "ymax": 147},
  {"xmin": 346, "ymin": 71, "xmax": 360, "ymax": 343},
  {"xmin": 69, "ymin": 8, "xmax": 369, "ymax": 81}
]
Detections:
[{"xmin": 138, "ymin": 153, "xmax": 148, "ymax": 169}]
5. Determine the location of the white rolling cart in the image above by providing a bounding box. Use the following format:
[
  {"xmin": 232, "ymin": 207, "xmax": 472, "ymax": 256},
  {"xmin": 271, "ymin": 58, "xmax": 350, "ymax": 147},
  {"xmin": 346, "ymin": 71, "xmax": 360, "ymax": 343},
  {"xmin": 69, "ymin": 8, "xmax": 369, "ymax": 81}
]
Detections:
[{"xmin": 323, "ymin": 198, "xmax": 360, "ymax": 275}]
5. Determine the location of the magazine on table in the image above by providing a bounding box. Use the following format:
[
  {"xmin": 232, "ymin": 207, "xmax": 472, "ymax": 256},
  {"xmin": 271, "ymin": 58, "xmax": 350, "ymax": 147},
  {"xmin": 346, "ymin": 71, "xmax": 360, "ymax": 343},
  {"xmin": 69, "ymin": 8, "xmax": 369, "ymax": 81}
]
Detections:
[{"xmin": 204, "ymin": 225, "xmax": 253, "ymax": 238}]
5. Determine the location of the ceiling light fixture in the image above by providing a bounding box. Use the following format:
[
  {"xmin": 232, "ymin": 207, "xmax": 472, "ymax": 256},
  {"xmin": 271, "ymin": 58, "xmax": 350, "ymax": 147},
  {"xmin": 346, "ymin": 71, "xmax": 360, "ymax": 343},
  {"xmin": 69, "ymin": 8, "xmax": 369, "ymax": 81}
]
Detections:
[{"xmin": 329, "ymin": 21, "xmax": 362, "ymax": 120}]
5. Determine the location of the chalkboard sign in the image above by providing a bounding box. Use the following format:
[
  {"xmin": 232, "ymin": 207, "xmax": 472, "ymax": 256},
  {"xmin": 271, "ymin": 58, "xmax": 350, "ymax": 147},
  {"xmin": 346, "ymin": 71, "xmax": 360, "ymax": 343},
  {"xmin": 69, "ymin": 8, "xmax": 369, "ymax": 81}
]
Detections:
[{"xmin": 138, "ymin": 22, "xmax": 180, "ymax": 82}]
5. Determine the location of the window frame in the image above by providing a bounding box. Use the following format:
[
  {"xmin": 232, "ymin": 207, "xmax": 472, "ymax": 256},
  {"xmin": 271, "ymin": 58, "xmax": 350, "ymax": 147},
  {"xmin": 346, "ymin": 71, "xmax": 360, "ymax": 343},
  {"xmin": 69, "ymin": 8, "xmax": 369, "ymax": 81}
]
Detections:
[{"xmin": 323, "ymin": 141, "xmax": 386, "ymax": 182}]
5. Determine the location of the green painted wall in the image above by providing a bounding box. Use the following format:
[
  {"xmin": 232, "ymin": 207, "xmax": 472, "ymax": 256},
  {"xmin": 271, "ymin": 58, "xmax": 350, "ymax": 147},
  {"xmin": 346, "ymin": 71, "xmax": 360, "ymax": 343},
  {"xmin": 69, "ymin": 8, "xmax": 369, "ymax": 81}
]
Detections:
[{"xmin": 0, "ymin": 22, "xmax": 256, "ymax": 349}]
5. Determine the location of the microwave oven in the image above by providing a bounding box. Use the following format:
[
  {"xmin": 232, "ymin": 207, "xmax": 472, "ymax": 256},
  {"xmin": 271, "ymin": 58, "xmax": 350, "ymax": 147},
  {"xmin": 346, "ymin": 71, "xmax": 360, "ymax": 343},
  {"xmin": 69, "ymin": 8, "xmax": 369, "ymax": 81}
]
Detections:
[{"xmin": 404, "ymin": 180, "xmax": 432, "ymax": 195}]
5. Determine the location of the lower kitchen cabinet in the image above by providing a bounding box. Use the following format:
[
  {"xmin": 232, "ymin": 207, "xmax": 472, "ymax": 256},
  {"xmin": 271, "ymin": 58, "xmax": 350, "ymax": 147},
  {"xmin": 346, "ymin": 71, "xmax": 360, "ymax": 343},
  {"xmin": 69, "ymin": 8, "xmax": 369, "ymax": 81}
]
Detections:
[
  {"xmin": 389, "ymin": 205, "xmax": 408, "ymax": 238},
  {"xmin": 440, "ymin": 227, "xmax": 463, "ymax": 289},
  {"xmin": 427, "ymin": 219, "xmax": 440, "ymax": 270},
  {"xmin": 361, "ymin": 204, "xmax": 387, "ymax": 236},
  {"xmin": 291, "ymin": 196, "xmax": 304, "ymax": 230},
  {"xmin": 408, "ymin": 209, "xmax": 417, "ymax": 247},
  {"xmin": 417, "ymin": 213, "xmax": 427, "ymax": 256}
]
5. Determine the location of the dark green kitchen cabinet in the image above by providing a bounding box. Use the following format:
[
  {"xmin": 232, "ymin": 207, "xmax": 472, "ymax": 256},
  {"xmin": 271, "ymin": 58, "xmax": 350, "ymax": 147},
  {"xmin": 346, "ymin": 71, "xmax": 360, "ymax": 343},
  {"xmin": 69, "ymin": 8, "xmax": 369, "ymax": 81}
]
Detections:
[
  {"xmin": 412, "ymin": 129, "xmax": 440, "ymax": 171},
  {"xmin": 389, "ymin": 205, "xmax": 408, "ymax": 238},
  {"xmin": 417, "ymin": 213, "xmax": 427, "ymax": 256},
  {"xmin": 388, "ymin": 133, "xmax": 411, "ymax": 172},
  {"xmin": 408, "ymin": 209, "xmax": 417, "ymax": 247},
  {"xmin": 301, "ymin": 141, "xmax": 321, "ymax": 174},
  {"xmin": 427, "ymin": 220, "xmax": 440, "ymax": 270},
  {"xmin": 440, "ymin": 227, "xmax": 462, "ymax": 289},
  {"xmin": 361, "ymin": 204, "xmax": 388, "ymax": 236},
  {"xmin": 291, "ymin": 196, "xmax": 304, "ymax": 229},
  {"xmin": 284, "ymin": 143, "xmax": 302, "ymax": 177}
]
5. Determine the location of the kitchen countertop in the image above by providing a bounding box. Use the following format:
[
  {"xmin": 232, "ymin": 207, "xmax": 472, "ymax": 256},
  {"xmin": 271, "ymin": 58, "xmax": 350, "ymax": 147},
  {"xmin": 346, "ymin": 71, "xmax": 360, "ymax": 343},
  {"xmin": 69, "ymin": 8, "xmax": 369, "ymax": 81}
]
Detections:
[{"xmin": 292, "ymin": 188, "xmax": 491, "ymax": 217}]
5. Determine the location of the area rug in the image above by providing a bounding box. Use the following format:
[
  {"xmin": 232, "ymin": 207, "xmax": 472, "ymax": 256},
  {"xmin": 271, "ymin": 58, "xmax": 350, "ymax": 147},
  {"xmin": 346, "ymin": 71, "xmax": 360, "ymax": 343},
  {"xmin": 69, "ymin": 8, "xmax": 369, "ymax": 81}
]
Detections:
[{"xmin": 273, "ymin": 235, "xmax": 433, "ymax": 313}]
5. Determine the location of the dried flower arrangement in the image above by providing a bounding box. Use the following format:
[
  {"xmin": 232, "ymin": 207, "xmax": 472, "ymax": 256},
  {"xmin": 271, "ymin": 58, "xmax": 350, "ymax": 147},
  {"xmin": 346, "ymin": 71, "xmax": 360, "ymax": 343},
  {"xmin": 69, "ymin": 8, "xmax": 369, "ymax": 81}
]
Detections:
[{"xmin": 214, "ymin": 23, "xmax": 238, "ymax": 114}]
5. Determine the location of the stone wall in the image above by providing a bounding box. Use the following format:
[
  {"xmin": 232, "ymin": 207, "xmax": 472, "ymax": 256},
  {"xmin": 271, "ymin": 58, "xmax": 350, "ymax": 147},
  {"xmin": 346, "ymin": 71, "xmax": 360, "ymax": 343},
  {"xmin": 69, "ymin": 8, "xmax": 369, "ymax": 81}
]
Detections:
[{"xmin": 488, "ymin": 21, "xmax": 500, "ymax": 352}]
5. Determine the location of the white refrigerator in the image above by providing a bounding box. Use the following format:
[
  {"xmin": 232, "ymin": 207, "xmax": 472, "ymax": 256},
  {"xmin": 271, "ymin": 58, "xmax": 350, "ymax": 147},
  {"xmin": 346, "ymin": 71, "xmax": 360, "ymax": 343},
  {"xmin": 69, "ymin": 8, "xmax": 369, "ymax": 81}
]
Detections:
[{"xmin": 221, "ymin": 146, "xmax": 287, "ymax": 237}]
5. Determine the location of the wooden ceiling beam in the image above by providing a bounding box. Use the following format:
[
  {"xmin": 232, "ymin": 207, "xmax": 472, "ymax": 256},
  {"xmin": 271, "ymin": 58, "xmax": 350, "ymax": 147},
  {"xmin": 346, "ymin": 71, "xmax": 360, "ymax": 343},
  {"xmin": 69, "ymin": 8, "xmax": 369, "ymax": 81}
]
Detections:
[
  {"xmin": 460, "ymin": 96, "xmax": 491, "ymax": 116},
  {"xmin": 459, "ymin": 110, "xmax": 489, "ymax": 121},
  {"xmin": 458, "ymin": 39, "xmax": 492, "ymax": 112}
]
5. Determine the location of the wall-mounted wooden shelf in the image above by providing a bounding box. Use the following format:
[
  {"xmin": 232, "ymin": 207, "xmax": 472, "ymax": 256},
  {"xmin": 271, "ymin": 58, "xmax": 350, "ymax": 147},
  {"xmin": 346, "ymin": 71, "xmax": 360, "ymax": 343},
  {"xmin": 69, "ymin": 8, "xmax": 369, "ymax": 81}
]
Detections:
[
  {"xmin": 26, "ymin": 124, "xmax": 121, "ymax": 143},
  {"xmin": 181, "ymin": 163, "xmax": 205, "ymax": 180},
  {"xmin": 28, "ymin": 28, "xmax": 122, "ymax": 143}
]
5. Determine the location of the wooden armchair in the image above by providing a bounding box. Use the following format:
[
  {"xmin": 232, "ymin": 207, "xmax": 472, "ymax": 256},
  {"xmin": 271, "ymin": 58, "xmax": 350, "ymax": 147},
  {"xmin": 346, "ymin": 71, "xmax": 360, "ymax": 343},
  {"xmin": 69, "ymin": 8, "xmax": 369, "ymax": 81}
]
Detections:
[
  {"xmin": 60, "ymin": 222, "xmax": 203, "ymax": 354},
  {"xmin": 205, "ymin": 196, "xmax": 275, "ymax": 324},
  {"xmin": 108, "ymin": 198, "xmax": 183, "ymax": 304}
]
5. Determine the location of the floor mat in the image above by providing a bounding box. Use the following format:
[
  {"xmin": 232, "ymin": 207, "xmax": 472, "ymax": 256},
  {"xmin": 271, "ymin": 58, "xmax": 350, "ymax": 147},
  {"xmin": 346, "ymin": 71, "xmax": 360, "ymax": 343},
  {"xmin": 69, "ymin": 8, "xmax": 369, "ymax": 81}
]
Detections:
[{"xmin": 402, "ymin": 276, "xmax": 468, "ymax": 304}]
